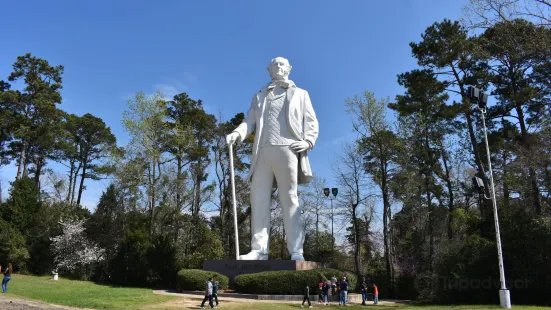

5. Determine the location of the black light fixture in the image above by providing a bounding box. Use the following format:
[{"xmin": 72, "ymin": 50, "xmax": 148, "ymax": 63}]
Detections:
[{"xmin": 323, "ymin": 186, "xmax": 338, "ymax": 267}]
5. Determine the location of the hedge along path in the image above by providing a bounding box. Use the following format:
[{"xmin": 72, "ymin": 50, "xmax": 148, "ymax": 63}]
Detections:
[
  {"xmin": 176, "ymin": 269, "xmax": 229, "ymax": 291},
  {"xmin": 233, "ymin": 268, "xmax": 358, "ymax": 295}
]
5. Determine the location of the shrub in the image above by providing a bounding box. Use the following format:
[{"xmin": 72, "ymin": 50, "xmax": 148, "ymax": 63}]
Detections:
[
  {"xmin": 234, "ymin": 268, "xmax": 357, "ymax": 294},
  {"xmin": 177, "ymin": 269, "xmax": 228, "ymax": 291}
]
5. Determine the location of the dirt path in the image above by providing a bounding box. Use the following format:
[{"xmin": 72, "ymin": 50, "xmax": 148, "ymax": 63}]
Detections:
[
  {"xmin": 0, "ymin": 294, "xmax": 87, "ymax": 310},
  {"xmin": 152, "ymin": 290, "xmax": 403, "ymax": 306}
]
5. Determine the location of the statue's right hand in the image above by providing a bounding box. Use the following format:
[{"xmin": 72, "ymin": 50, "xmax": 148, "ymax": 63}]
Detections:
[{"xmin": 226, "ymin": 132, "xmax": 240, "ymax": 145}]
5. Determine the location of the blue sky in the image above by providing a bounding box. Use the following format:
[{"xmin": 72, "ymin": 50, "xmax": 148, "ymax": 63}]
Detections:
[{"xmin": 0, "ymin": 0, "xmax": 469, "ymax": 215}]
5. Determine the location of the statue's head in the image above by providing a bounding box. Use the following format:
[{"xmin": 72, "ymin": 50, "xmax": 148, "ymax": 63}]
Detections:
[{"xmin": 267, "ymin": 57, "xmax": 292, "ymax": 81}]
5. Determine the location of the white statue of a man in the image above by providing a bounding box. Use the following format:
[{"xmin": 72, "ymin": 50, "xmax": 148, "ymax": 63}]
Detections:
[{"xmin": 226, "ymin": 57, "xmax": 319, "ymax": 260}]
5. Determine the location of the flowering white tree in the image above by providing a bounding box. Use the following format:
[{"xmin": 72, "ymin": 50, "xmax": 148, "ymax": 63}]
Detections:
[{"xmin": 50, "ymin": 219, "xmax": 105, "ymax": 272}]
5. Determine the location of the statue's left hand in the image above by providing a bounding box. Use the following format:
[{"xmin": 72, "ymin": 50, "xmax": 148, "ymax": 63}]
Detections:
[{"xmin": 290, "ymin": 141, "xmax": 310, "ymax": 153}]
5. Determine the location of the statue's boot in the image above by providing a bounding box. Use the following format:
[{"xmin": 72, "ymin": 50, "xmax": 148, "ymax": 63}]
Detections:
[
  {"xmin": 291, "ymin": 253, "xmax": 305, "ymax": 260},
  {"xmin": 239, "ymin": 251, "xmax": 268, "ymax": 260}
]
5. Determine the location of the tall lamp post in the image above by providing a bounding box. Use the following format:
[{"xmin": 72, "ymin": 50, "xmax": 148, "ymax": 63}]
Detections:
[
  {"xmin": 468, "ymin": 86, "xmax": 511, "ymax": 309},
  {"xmin": 323, "ymin": 187, "xmax": 338, "ymax": 266}
]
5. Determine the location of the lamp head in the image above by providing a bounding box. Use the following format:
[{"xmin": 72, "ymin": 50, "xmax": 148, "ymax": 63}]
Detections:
[
  {"xmin": 467, "ymin": 86, "xmax": 488, "ymax": 109},
  {"xmin": 472, "ymin": 176, "xmax": 485, "ymax": 194}
]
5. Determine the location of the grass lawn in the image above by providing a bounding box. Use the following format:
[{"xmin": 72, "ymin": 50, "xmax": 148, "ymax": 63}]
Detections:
[
  {"xmin": 5, "ymin": 274, "xmax": 175, "ymax": 309},
  {"xmin": 148, "ymin": 296, "xmax": 551, "ymax": 310},
  {"xmin": 4, "ymin": 274, "xmax": 551, "ymax": 309}
]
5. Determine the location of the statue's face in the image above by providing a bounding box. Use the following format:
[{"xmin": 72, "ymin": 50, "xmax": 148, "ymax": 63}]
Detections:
[{"xmin": 268, "ymin": 57, "xmax": 291, "ymax": 80}]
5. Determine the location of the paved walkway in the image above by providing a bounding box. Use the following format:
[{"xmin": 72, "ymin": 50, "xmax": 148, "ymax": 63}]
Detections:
[{"xmin": 153, "ymin": 290, "xmax": 408, "ymax": 306}]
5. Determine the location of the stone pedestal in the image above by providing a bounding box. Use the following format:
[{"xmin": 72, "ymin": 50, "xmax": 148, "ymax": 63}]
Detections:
[{"xmin": 203, "ymin": 260, "xmax": 323, "ymax": 282}]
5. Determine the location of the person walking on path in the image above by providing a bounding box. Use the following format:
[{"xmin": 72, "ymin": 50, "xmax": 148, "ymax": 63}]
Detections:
[
  {"xmin": 200, "ymin": 278, "xmax": 214, "ymax": 309},
  {"xmin": 2, "ymin": 263, "xmax": 12, "ymax": 293},
  {"xmin": 317, "ymin": 280, "xmax": 323, "ymax": 304},
  {"xmin": 372, "ymin": 281, "xmax": 379, "ymax": 305},
  {"xmin": 301, "ymin": 284, "xmax": 312, "ymax": 308},
  {"xmin": 339, "ymin": 276, "xmax": 350, "ymax": 306},
  {"xmin": 360, "ymin": 277, "xmax": 368, "ymax": 305},
  {"xmin": 330, "ymin": 275, "xmax": 337, "ymax": 301},
  {"xmin": 212, "ymin": 280, "xmax": 220, "ymax": 307},
  {"xmin": 322, "ymin": 280, "xmax": 330, "ymax": 305}
]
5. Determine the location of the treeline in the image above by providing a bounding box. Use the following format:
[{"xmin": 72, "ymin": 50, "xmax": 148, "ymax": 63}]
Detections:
[{"xmin": 342, "ymin": 12, "xmax": 551, "ymax": 306}]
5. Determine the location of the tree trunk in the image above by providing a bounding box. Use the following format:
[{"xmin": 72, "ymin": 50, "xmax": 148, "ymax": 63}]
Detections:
[
  {"xmin": 22, "ymin": 147, "xmax": 30, "ymax": 178},
  {"xmin": 16, "ymin": 142, "xmax": 27, "ymax": 179},
  {"xmin": 174, "ymin": 155, "xmax": 183, "ymax": 242},
  {"xmin": 502, "ymin": 118, "xmax": 510, "ymax": 208},
  {"xmin": 34, "ymin": 154, "xmax": 46, "ymax": 194},
  {"xmin": 516, "ymin": 106, "xmax": 541, "ymax": 214},
  {"xmin": 363, "ymin": 213, "xmax": 371, "ymax": 266},
  {"xmin": 440, "ymin": 143, "xmax": 454, "ymax": 240},
  {"xmin": 150, "ymin": 160, "xmax": 157, "ymax": 234},
  {"xmin": 193, "ymin": 163, "xmax": 202, "ymax": 218},
  {"xmin": 381, "ymin": 160, "xmax": 394, "ymax": 298},
  {"xmin": 76, "ymin": 161, "xmax": 87, "ymax": 205},
  {"xmin": 71, "ymin": 163, "xmax": 81, "ymax": 205},
  {"xmin": 352, "ymin": 203, "xmax": 361, "ymax": 275},
  {"xmin": 176, "ymin": 155, "xmax": 182, "ymax": 210},
  {"xmin": 424, "ymin": 128, "xmax": 434, "ymax": 273},
  {"xmin": 426, "ymin": 173, "xmax": 434, "ymax": 273},
  {"xmin": 545, "ymin": 166, "xmax": 551, "ymax": 204},
  {"xmin": 66, "ymin": 160, "xmax": 75, "ymax": 202}
]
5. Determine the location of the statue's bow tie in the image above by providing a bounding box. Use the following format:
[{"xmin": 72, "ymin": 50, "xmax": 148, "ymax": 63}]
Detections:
[{"xmin": 268, "ymin": 80, "xmax": 295, "ymax": 89}]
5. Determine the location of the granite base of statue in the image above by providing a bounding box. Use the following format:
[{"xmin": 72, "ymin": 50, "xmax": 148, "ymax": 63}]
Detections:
[{"xmin": 203, "ymin": 259, "xmax": 323, "ymax": 283}]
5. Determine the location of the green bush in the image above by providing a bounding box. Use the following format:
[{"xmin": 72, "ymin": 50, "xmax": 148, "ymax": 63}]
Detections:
[
  {"xmin": 176, "ymin": 269, "xmax": 228, "ymax": 291},
  {"xmin": 234, "ymin": 268, "xmax": 357, "ymax": 294}
]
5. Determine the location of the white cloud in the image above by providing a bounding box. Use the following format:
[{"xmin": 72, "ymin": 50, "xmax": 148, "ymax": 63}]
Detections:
[
  {"xmin": 153, "ymin": 76, "xmax": 195, "ymax": 101},
  {"xmin": 154, "ymin": 83, "xmax": 185, "ymax": 100}
]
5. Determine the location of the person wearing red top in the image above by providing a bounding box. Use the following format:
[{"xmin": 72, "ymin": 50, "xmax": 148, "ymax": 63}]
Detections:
[
  {"xmin": 372, "ymin": 281, "xmax": 379, "ymax": 305},
  {"xmin": 317, "ymin": 280, "xmax": 323, "ymax": 304}
]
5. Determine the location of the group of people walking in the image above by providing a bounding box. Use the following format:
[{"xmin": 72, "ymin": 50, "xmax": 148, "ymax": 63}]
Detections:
[
  {"xmin": 198, "ymin": 274, "xmax": 379, "ymax": 308},
  {"xmin": 302, "ymin": 276, "xmax": 379, "ymax": 307},
  {"xmin": 200, "ymin": 277, "xmax": 220, "ymax": 309},
  {"xmin": 0, "ymin": 264, "xmax": 12, "ymax": 293}
]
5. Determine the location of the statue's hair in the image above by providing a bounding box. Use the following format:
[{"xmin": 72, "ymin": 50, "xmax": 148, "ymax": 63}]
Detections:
[{"xmin": 269, "ymin": 57, "xmax": 290, "ymax": 67}]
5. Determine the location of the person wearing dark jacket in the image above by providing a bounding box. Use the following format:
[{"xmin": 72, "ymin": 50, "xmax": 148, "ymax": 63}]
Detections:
[
  {"xmin": 322, "ymin": 280, "xmax": 330, "ymax": 305},
  {"xmin": 339, "ymin": 276, "xmax": 350, "ymax": 306},
  {"xmin": 360, "ymin": 277, "xmax": 368, "ymax": 305},
  {"xmin": 301, "ymin": 284, "xmax": 312, "ymax": 308},
  {"xmin": 212, "ymin": 281, "xmax": 220, "ymax": 307}
]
